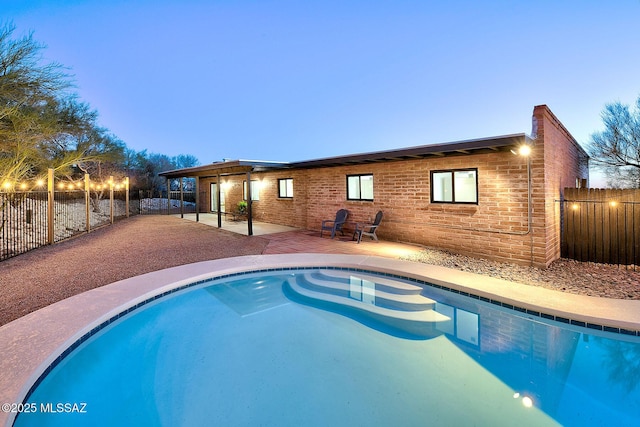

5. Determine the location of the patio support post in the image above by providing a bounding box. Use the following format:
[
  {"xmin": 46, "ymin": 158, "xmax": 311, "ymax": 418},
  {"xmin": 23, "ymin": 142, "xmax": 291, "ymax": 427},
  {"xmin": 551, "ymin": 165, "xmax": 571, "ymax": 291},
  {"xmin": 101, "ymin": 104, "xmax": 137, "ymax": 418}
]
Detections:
[
  {"xmin": 246, "ymin": 170, "xmax": 253, "ymax": 236},
  {"xmin": 195, "ymin": 176, "xmax": 200, "ymax": 222},
  {"xmin": 179, "ymin": 177, "xmax": 184, "ymax": 218},
  {"xmin": 216, "ymin": 173, "xmax": 222, "ymax": 228},
  {"xmin": 166, "ymin": 177, "xmax": 170, "ymax": 215}
]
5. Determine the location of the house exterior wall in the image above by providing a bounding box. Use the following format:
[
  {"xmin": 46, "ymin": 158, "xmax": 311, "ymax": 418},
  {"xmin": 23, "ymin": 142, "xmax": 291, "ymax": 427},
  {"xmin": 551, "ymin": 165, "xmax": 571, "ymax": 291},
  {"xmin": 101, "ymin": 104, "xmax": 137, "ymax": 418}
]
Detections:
[
  {"xmin": 196, "ymin": 106, "xmax": 587, "ymax": 268},
  {"xmin": 201, "ymin": 150, "xmax": 544, "ymax": 265},
  {"xmin": 533, "ymin": 105, "xmax": 590, "ymax": 266},
  {"xmin": 249, "ymin": 169, "xmax": 308, "ymax": 228},
  {"xmin": 366, "ymin": 153, "xmax": 536, "ymax": 265}
]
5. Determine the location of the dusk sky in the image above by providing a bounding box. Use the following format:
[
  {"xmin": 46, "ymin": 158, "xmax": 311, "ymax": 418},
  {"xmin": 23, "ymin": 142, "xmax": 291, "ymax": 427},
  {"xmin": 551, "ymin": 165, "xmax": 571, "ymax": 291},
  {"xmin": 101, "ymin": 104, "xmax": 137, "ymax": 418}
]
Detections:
[{"xmin": 3, "ymin": 0, "xmax": 640, "ymax": 175}]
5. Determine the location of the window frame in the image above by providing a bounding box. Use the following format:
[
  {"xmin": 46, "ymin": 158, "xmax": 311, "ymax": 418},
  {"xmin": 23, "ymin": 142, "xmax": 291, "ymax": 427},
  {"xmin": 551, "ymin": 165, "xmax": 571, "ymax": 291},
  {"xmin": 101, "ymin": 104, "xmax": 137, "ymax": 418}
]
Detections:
[
  {"xmin": 430, "ymin": 168, "xmax": 478, "ymax": 204},
  {"xmin": 243, "ymin": 180, "xmax": 260, "ymax": 201},
  {"xmin": 346, "ymin": 174, "xmax": 374, "ymax": 201},
  {"xmin": 278, "ymin": 178, "xmax": 294, "ymax": 199}
]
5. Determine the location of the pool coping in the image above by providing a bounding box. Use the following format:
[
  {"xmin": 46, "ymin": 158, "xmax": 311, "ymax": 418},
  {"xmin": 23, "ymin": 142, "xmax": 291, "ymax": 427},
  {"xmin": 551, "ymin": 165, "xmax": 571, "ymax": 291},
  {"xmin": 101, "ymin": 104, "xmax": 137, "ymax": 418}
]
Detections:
[{"xmin": 1, "ymin": 253, "xmax": 640, "ymax": 426}]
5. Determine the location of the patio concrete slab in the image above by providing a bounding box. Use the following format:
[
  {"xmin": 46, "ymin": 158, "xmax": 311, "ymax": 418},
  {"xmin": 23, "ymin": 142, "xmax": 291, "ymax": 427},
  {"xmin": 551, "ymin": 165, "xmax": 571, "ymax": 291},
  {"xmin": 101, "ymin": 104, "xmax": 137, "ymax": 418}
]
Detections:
[{"xmin": 175, "ymin": 213, "xmax": 300, "ymax": 235}]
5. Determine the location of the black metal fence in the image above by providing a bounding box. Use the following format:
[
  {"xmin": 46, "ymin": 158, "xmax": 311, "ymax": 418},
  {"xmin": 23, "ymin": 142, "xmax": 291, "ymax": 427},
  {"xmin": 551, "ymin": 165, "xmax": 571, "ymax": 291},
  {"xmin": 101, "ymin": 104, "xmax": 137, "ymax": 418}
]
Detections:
[
  {"xmin": 138, "ymin": 190, "xmax": 197, "ymax": 215},
  {"xmin": 1, "ymin": 171, "xmax": 202, "ymax": 261},
  {"xmin": 53, "ymin": 189, "xmax": 131, "ymax": 242},
  {"xmin": 1, "ymin": 172, "xmax": 136, "ymax": 261},
  {"xmin": 1, "ymin": 190, "xmax": 49, "ymax": 260}
]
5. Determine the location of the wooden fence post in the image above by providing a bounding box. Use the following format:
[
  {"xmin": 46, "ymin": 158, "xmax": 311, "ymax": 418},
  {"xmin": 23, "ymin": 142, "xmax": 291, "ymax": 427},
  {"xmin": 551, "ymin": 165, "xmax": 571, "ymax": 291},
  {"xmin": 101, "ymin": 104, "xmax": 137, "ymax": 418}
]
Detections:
[
  {"xmin": 125, "ymin": 177, "xmax": 130, "ymax": 218},
  {"xmin": 85, "ymin": 173, "xmax": 90, "ymax": 233},
  {"xmin": 109, "ymin": 176, "xmax": 114, "ymax": 224},
  {"xmin": 47, "ymin": 168, "xmax": 54, "ymax": 245}
]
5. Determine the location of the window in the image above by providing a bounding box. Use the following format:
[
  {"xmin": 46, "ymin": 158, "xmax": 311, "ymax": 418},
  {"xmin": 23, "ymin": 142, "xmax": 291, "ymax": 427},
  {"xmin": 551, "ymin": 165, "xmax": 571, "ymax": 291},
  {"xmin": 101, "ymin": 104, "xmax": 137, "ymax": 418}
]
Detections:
[
  {"xmin": 347, "ymin": 174, "xmax": 374, "ymax": 201},
  {"xmin": 431, "ymin": 169, "xmax": 477, "ymax": 204},
  {"xmin": 278, "ymin": 178, "xmax": 293, "ymax": 198},
  {"xmin": 243, "ymin": 180, "xmax": 260, "ymax": 201}
]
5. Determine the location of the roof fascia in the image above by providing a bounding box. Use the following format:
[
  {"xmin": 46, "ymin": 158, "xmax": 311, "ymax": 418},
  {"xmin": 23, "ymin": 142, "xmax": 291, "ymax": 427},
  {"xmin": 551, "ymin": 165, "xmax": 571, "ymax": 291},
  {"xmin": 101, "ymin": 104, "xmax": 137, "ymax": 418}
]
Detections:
[
  {"xmin": 159, "ymin": 133, "xmax": 533, "ymax": 177},
  {"xmin": 159, "ymin": 160, "xmax": 289, "ymax": 178},
  {"xmin": 288, "ymin": 133, "xmax": 531, "ymax": 169}
]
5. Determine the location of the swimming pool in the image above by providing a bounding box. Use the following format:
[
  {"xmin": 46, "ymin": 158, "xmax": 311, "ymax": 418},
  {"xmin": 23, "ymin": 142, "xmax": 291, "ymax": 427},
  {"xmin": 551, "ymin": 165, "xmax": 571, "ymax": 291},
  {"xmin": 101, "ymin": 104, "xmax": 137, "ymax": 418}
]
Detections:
[{"xmin": 12, "ymin": 267, "xmax": 640, "ymax": 426}]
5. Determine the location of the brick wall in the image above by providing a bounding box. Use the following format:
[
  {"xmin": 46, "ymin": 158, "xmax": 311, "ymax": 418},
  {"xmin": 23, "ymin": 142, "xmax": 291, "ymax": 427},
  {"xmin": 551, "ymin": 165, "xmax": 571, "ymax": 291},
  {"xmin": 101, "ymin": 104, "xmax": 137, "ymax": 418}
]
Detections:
[
  {"xmin": 194, "ymin": 106, "xmax": 588, "ymax": 268},
  {"xmin": 199, "ymin": 152, "xmax": 542, "ymax": 265},
  {"xmin": 533, "ymin": 105, "xmax": 589, "ymax": 266}
]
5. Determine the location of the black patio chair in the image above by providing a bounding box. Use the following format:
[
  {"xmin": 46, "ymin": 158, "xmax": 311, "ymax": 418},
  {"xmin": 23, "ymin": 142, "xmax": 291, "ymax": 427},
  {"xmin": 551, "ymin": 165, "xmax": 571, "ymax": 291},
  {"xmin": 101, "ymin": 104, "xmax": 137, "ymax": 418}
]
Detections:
[
  {"xmin": 320, "ymin": 209, "xmax": 349, "ymax": 238},
  {"xmin": 353, "ymin": 211, "xmax": 383, "ymax": 243}
]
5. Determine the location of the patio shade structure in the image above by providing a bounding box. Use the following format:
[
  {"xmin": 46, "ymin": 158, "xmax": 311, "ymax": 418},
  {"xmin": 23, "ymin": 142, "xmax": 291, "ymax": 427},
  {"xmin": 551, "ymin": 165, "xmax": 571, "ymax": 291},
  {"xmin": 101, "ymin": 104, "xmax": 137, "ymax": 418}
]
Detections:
[{"xmin": 159, "ymin": 160, "xmax": 288, "ymax": 236}]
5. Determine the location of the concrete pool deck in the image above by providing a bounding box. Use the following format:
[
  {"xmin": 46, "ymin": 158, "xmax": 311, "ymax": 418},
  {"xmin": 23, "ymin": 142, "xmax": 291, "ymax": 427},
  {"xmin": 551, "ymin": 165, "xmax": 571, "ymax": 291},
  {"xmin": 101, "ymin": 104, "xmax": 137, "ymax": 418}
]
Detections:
[{"xmin": 1, "ymin": 249, "xmax": 640, "ymax": 425}]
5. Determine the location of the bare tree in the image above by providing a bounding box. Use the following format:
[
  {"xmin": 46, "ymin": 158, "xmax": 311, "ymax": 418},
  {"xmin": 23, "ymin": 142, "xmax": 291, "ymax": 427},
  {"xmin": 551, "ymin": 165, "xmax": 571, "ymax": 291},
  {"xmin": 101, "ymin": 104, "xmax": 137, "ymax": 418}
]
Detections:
[{"xmin": 587, "ymin": 95, "xmax": 640, "ymax": 188}]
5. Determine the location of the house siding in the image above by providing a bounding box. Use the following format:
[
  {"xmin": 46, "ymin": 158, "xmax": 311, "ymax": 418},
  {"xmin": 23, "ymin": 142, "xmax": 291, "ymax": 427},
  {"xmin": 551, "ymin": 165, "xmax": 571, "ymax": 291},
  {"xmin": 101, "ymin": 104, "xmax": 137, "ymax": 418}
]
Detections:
[
  {"xmin": 194, "ymin": 105, "xmax": 587, "ymax": 268},
  {"xmin": 201, "ymin": 151, "xmax": 543, "ymax": 265},
  {"xmin": 533, "ymin": 105, "xmax": 590, "ymax": 266}
]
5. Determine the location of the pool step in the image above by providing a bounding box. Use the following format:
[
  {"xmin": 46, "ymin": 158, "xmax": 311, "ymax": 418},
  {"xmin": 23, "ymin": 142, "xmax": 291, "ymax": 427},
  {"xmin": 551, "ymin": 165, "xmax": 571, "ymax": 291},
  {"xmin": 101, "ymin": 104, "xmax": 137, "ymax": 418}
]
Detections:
[
  {"xmin": 310, "ymin": 270, "xmax": 424, "ymax": 295},
  {"xmin": 300, "ymin": 272, "xmax": 436, "ymax": 311},
  {"xmin": 284, "ymin": 271, "xmax": 450, "ymax": 338}
]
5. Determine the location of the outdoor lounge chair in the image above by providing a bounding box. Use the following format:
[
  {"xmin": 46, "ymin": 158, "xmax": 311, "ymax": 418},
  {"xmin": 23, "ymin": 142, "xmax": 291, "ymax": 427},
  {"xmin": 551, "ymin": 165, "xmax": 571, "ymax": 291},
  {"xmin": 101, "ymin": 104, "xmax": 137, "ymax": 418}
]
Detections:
[
  {"xmin": 353, "ymin": 211, "xmax": 383, "ymax": 243},
  {"xmin": 320, "ymin": 209, "xmax": 349, "ymax": 238}
]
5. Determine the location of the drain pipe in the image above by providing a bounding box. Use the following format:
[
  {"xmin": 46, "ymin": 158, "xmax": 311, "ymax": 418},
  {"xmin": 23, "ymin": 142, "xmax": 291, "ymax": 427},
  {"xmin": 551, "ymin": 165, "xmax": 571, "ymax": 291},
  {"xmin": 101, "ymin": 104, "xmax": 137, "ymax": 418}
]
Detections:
[
  {"xmin": 420, "ymin": 143, "xmax": 535, "ymax": 265},
  {"xmin": 526, "ymin": 151, "xmax": 533, "ymax": 267}
]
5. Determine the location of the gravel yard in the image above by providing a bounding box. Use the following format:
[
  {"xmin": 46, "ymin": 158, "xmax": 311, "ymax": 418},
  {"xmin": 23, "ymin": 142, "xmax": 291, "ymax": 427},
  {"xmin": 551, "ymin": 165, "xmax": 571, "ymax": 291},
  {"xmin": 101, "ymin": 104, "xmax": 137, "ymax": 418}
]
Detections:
[
  {"xmin": 402, "ymin": 249, "xmax": 640, "ymax": 299},
  {"xmin": 0, "ymin": 216, "xmax": 268, "ymax": 326}
]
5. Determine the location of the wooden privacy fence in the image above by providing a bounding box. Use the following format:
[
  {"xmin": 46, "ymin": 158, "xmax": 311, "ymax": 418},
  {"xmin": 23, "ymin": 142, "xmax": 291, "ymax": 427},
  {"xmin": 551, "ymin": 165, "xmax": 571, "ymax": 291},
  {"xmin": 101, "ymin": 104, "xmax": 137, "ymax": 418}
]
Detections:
[{"xmin": 561, "ymin": 188, "xmax": 640, "ymax": 267}]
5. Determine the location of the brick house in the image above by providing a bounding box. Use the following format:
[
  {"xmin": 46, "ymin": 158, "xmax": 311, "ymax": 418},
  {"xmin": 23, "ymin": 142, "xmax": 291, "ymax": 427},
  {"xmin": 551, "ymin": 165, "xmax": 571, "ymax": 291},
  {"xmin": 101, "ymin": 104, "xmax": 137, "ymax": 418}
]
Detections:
[{"xmin": 160, "ymin": 105, "xmax": 588, "ymax": 267}]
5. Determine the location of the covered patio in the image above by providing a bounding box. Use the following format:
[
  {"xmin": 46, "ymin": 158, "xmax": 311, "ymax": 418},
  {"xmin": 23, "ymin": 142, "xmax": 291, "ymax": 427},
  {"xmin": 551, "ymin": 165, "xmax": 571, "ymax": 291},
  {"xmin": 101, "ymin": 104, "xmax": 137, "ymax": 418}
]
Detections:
[
  {"xmin": 175, "ymin": 213, "xmax": 299, "ymax": 236},
  {"xmin": 160, "ymin": 160, "xmax": 289, "ymax": 236},
  {"xmin": 174, "ymin": 212, "xmax": 424, "ymax": 258}
]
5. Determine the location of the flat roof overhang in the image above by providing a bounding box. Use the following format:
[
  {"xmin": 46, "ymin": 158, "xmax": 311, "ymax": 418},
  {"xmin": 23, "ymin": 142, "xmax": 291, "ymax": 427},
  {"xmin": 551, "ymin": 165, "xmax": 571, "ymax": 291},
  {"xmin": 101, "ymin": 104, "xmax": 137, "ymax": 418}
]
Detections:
[
  {"xmin": 288, "ymin": 133, "xmax": 533, "ymax": 169},
  {"xmin": 159, "ymin": 160, "xmax": 289, "ymax": 179},
  {"xmin": 159, "ymin": 133, "xmax": 534, "ymax": 178},
  {"xmin": 157, "ymin": 133, "xmax": 534, "ymax": 237}
]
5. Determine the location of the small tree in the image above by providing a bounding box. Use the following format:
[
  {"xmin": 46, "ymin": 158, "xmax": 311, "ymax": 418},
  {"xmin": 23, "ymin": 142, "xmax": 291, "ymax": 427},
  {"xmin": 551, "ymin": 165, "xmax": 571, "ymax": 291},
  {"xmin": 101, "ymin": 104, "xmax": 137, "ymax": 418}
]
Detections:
[
  {"xmin": 587, "ymin": 95, "xmax": 640, "ymax": 188},
  {"xmin": 0, "ymin": 22, "xmax": 116, "ymax": 184},
  {"xmin": 0, "ymin": 23, "xmax": 68, "ymax": 184}
]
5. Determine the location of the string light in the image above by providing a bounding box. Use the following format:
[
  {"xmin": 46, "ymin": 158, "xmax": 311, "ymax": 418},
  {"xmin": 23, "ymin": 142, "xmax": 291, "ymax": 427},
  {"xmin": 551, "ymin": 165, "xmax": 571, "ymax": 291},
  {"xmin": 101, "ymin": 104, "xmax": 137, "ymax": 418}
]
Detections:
[{"xmin": 1, "ymin": 177, "xmax": 129, "ymax": 192}]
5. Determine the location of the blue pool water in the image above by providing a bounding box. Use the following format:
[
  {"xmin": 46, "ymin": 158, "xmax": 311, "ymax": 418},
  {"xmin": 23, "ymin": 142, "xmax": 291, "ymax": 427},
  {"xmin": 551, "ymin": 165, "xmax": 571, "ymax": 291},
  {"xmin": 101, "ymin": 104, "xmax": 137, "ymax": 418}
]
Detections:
[{"xmin": 14, "ymin": 269, "xmax": 640, "ymax": 426}]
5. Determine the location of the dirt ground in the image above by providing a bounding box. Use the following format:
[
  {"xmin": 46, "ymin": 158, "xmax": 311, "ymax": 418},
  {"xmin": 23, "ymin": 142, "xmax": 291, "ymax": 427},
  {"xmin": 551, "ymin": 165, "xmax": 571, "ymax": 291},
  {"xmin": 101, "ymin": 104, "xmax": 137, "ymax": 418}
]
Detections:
[{"xmin": 0, "ymin": 216, "xmax": 268, "ymax": 326}]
